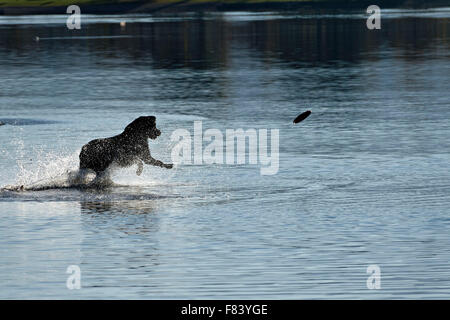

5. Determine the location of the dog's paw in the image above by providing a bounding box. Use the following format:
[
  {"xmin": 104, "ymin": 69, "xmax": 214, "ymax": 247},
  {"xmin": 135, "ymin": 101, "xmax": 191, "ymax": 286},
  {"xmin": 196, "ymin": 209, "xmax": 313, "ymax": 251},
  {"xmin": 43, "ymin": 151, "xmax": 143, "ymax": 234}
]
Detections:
[{"xmin": 164, "ymin": 163, "xmax": 173, "ymax": 169}]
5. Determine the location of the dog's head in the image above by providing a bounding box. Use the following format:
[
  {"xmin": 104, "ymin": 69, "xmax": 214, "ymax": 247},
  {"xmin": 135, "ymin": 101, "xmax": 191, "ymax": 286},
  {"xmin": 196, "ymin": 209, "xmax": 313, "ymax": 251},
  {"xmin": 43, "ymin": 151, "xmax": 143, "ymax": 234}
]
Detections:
[{"xmin": 124, "ymin": 116, "xmax": 161, "ymax": 140}]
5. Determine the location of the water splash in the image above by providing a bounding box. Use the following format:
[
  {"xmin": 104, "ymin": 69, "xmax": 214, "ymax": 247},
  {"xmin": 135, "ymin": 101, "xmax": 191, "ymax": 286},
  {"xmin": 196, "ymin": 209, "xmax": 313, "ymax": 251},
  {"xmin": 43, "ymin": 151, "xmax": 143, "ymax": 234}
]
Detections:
[
  {"xmin": 7, "ymin": 150, "xmax": 91, "ymax": 191},
  {"xmin": 3, "ymin": 146, "xmax": 179, "ymax": 192}
]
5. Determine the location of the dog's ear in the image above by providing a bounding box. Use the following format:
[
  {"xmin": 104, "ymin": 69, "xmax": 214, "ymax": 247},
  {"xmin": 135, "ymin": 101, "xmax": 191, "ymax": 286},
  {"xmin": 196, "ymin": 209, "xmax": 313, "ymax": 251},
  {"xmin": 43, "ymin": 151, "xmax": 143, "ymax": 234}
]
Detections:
[
  {"xmin": 124, "ymin": 116, "xmax": 156, "ymax": 134},
  {"xmin": 146, "ymin": 116, "xmax": 156, "ymax": 127}
]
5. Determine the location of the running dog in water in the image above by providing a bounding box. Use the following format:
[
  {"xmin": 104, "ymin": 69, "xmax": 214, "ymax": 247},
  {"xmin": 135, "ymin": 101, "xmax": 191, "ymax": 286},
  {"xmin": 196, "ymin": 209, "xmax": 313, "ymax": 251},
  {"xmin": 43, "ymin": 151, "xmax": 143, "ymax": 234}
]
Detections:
[{"xmin": 79, "ymin": 116, "xmax": 172, "ymax": 184}]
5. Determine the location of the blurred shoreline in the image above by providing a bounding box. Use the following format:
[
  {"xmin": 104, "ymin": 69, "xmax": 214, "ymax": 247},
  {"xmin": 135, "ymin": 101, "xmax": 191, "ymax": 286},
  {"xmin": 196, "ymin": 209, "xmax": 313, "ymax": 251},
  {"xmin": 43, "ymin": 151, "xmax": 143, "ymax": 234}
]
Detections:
[{"xmin": 1, "ymin": 0, "xmax": 449, "ymax": 16}]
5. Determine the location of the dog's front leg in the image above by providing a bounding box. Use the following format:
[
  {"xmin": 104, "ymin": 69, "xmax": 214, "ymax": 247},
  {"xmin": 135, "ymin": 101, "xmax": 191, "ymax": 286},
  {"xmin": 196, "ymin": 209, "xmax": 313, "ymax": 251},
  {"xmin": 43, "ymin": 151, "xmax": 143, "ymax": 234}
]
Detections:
[
  {"xmin": 143, "ymin": 156, "xmax": 173, "ymax": 169},
  {"xmin": 140, "ymin": 147, "xmax": 173, "ymax": 169}
]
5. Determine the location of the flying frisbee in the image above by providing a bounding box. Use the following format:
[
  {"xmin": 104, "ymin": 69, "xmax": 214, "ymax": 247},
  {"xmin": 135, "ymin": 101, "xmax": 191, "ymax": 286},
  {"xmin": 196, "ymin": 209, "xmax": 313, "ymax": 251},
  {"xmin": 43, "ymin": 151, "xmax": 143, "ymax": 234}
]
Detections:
[{"xmin": 293, "ymin": 110, "xmax": 311, "ymax": 124}]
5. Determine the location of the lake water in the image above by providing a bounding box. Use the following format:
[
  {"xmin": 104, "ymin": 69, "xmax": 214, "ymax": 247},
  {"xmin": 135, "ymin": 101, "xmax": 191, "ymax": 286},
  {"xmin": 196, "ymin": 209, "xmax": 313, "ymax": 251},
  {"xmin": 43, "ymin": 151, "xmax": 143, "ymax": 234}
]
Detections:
[{"xmin": 1, "ymin": 9, "xmax": 450, "ymax": 299}]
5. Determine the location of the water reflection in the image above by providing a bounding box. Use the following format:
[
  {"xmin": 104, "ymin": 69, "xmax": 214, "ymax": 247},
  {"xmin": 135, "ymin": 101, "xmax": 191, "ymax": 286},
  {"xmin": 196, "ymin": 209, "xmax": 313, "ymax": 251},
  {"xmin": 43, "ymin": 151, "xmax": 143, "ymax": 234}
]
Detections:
[
  {"xmin": 0, "ymin": 16, "xmax": 448, "ymax": 70},
  {"xmin": 80, "ymin": 200, "xmax": 157, "ymax": 215}
]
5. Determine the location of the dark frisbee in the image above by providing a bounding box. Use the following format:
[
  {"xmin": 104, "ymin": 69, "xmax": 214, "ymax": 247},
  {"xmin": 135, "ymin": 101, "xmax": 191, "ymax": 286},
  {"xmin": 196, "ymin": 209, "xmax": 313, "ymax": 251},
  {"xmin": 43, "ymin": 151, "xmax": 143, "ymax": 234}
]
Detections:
[{"xmin": 293, "ymin": 110, "xmax": 311, "ymax": 124}]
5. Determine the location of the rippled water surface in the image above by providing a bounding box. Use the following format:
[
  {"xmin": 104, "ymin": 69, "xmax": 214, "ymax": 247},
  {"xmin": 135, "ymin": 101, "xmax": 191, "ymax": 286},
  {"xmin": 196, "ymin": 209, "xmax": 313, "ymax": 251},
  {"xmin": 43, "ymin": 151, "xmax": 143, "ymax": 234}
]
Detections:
[{"xmin": 1, "ymin": 10, "xmax": 450, "ymax": 299}]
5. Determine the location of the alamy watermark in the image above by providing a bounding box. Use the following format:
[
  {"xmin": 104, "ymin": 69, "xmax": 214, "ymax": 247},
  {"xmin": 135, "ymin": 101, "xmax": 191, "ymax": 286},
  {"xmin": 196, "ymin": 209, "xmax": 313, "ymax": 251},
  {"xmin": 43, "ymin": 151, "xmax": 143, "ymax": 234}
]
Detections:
[
  {"xmin": 66, "ymin": 5, "xmax": 81, "ymax": 30},
  {"xmin": 366, "ymin": 264, "xmax": 381, "ymax": 289},
  {"xmin": 171, "ymin": 121, "xmax": 279, "ymax": 175},
  {"xmin": 66, "ymin": 265, "xmax": 81, "ymax": 289},
  {"xmin": 367, "ymin": 5, "xmax": 381, "ymax": 30}
]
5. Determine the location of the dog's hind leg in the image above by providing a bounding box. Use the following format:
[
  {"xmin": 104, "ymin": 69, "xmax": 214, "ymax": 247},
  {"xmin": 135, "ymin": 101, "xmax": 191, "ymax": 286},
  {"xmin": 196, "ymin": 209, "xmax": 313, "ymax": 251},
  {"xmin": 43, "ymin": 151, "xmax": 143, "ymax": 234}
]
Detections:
[
  {"xmin": 136, "ymin": 161, "xmax": 143, "ymax": 176},
  {"xmin": 90, "ymin": 169, "xmax": 114, "ymax": 187},
  {"xmin": 69, "ymin": 168, "xmax": 96, "ymax": 185}
]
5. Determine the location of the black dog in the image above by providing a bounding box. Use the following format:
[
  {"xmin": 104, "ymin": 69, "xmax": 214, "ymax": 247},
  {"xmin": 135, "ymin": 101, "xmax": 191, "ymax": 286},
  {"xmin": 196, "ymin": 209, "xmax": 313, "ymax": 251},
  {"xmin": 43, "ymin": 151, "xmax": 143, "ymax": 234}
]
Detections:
[{"xmin": 79, "ymin": 116, "xmax": 172, "ymax": 183}]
